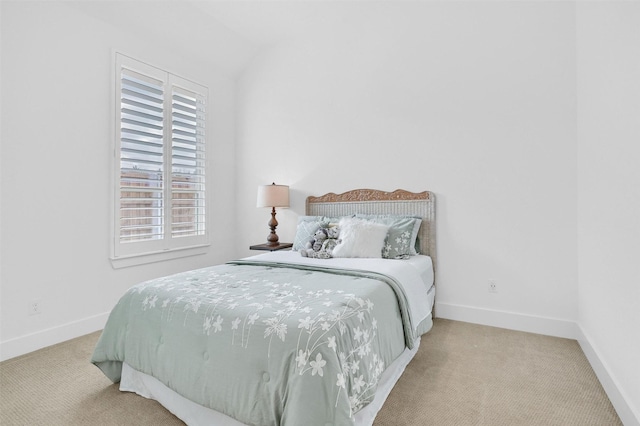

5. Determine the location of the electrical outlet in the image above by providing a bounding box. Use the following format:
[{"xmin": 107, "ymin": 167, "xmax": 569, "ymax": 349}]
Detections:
[
  {"xmin": 28, "ymin": 300, "xmax": 42, "ymax": 316},
  {"xmin": 488, "ymin": 280, "xmax": 498, "ymax": 293}
]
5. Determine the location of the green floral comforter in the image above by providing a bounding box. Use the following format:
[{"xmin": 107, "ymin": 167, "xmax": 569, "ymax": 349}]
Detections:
[{"xmin": 92, "ymin": 257, "xmax": 429, "ymax": 425}]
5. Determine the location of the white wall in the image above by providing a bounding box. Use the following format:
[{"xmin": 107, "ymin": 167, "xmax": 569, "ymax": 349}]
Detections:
[
  {"xmin": 237, "ymin": 1, "xmax": 578, "ymax": 336},
  {"xmin": 577, "ymin": 3, "xmax": 640, "ymax": 424},
  {"xmin": 0, "ymin": 1, "xmax": 254, "ymax": 360}
]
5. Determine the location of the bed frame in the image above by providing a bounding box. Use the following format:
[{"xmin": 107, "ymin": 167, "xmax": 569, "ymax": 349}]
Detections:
[
  {"xmin": 112, "ymin": 189, "xmax": 437, "ymax": 426},
  {"xmin": 305, "ymin": 188, "xmax": 436, "ymax": 278}
]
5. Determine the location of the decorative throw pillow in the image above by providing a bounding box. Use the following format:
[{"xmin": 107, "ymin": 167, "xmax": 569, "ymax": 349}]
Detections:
[
  {"xmin": 332, "ymin": 218, "xmax": 390, "ymax": 258},
  {"xmin": 292, "ymin": 217, "xmax": 326, "ymax": 251},
  {"xmin": 355, "ymin": 215, "xmax": 422, "ymax": 258},
  {"xmin": 380, "ymin": 218, "xmax": 419, "ymax": 258}
]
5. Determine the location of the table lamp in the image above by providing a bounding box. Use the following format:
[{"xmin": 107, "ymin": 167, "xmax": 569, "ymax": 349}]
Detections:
[{"xmin": 256, "ymin": 183, "xmax": 290, "ymax": 246}]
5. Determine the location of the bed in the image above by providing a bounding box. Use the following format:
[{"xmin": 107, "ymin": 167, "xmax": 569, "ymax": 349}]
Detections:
[{"xmin": 92, "ymin": 188, "xmax": 436, "ymax": 426}]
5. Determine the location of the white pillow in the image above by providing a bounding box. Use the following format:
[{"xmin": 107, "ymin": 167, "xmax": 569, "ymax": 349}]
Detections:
[{"xmin": 332, "ymin": 218, "xmax": 390, "ymax": 258}]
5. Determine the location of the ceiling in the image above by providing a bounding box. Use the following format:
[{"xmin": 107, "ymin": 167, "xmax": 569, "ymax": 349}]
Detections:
[
  {"xmin": 191, "ymin": 1, "xmax": 368, "ymax": 47},
  {"xmin": 67, "ymin": 0, "xmax": 369, "ymax": 73}
]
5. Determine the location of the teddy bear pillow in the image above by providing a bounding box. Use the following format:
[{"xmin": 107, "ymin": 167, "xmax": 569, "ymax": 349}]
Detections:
[{"xmin": 300, "ymin": 226, "xmax": 340, "ymax": 259}]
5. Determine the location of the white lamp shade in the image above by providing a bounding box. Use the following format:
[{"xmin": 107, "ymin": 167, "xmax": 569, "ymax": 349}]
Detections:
[{"xmin": 256, "ymin": 184, "xmax": 290, "ymax": 208}]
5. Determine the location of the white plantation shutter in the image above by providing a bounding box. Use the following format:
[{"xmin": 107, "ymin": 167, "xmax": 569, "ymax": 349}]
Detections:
[
  {"xmin": 171, "ymin": 85, "xmax": 206, "ymax": 238},
  {"xmin": 114, "ymin": 54, "xmax": 208, "ymax": 260},
  {"xmin": 119, "ymin": 69, "xmax": 165, "ymax": 243}
]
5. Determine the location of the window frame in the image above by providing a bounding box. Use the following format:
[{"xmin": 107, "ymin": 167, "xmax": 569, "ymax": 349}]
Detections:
[{"xmin": 111, "ymin": 53, "xmax": 209, "ymax": 268}]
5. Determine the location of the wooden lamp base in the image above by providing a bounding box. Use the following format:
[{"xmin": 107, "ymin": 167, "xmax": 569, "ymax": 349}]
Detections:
[{"xmin": 266, "ymin": 207, "xmax": 279, "ymax": 245}]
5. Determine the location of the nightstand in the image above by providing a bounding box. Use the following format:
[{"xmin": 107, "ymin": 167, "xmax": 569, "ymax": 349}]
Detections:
[{"xmin": 249, "ymin": 242, "xmax": 293, "ymax": 251}]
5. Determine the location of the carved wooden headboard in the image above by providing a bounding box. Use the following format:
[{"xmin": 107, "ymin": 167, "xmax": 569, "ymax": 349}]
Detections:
[{"xmin": 305, "ymin": 189, "xmax": 436, "ymax": 271}]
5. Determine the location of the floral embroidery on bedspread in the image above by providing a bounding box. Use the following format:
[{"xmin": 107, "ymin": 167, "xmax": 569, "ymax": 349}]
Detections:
[{"xmin": 131, "ymin": 265, "xmax": 387, "ymax": 419}]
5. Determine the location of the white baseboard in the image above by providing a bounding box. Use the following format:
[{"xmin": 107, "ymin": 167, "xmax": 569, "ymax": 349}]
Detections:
[
  {"xmin": 577, "ymin": 326, "xmax": 640, "ymax": 426},
  {"xmin": 0, "ymin": 312, "xmax": 109, "ymax": 362},
  {"xmin": 435, "ymin": 302, "xmax": 579, "ymax": 339}
]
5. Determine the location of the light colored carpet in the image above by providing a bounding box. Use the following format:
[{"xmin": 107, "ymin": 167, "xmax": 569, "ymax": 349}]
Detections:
[
  {"xmin": 375, "ymin": 319, "xmax": 621, "ymax": 425},
  {"xmin": 0, "ymin": 319, "xmax": 621, "ymax": 425}
]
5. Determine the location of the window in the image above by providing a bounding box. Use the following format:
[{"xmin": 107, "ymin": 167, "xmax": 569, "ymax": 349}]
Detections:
[{"xmin": 112, "ymin": 54, "xmax": 208, "ymax": 263}]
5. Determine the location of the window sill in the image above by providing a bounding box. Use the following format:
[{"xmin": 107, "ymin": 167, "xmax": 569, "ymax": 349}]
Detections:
[{"xmin": 110, "ymin": 244, "xmax": 210, "ymax": 269}]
